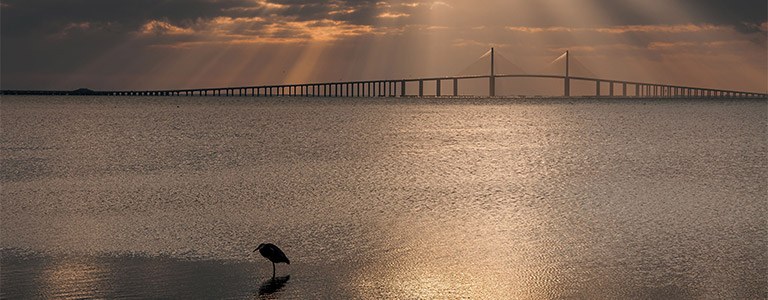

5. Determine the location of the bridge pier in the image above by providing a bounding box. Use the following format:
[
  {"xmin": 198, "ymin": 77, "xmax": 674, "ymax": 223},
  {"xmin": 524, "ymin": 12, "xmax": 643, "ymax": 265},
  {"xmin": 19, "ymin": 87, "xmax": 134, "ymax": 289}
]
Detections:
[
  {"xmin": 392, "ymin": 81, "xmax": 396, "ymax": 97},
  {"xmin": 622, "ymin": 83, "xmax": 627, "ymax": 97},
  {"xmin": 419, "ymin": 80, "xmax": 424, "ymax": 97},
  {"xmin": 489, "ymin": 76, "xmax": 495, "ymax": 97},
  {"xmin": 436, "ymin": 79, "xmax": 441, "ymax": 96},
  {"xmin": 381, "ymin": 81, "xmax": 385, "ymax": 96},
  {"xmin": 595, "ymin": 80, "xmax": 600, "ymax": 97},
  {"xmin": 453, "ymin": 78, "xmax": 458, "ymax": 96},
  {"xmin": 609, "ymin": 81, "xmax": 614, "ymax": 97}
]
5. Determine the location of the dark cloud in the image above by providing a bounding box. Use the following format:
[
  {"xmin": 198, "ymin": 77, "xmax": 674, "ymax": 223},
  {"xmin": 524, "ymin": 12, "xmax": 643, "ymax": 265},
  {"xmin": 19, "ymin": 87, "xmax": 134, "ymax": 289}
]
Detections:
[{"xmin": 587, "ymin": 0, "xmax": 767, "ymax": 27}]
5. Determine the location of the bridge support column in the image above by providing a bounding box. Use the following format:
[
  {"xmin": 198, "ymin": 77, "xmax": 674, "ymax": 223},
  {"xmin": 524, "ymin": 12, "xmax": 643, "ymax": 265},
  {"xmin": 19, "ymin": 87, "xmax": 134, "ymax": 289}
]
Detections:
[
  {"xmin": 595, "ymin": 81, "xmax": 600, "ymax": 97},
  {"xmin": 489, "ymin": 76, "xmax": 495, "ymax": 97},
  {"xmin": 401, "ymin": 81, "xmax": 406, "ymax": 97},
  {"xmin": 622, "ymin": 83, "xmax": 627, "ymax": 97},
  {"xmin": 609, "ymin": 81, "xmax": 614, "ymax": 97},
  {"xmin": 453, "ymin": 78, "xmax": 458, "ymax": 96},
  {"xmin": 419, "ymin": 80, "xmax": 424, "ymax": 97},
  {"xmin": 436, "ymin": 80, "xmax": 441, "ymax": 96}
]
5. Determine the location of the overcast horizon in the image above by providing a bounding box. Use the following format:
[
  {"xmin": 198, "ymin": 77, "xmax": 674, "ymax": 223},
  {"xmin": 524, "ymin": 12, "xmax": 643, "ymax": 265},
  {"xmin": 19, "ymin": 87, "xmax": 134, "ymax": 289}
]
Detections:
[{"xmin": 1, "ymin": 0, "xmax": 766, "ymax": 93}]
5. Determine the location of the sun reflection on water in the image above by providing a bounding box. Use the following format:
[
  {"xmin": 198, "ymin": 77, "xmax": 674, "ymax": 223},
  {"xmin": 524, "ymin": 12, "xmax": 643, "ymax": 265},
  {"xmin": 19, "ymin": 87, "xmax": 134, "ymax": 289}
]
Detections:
[{"xmin": 40, "ymin": 257, "xmax": 108, "ymax": 299}]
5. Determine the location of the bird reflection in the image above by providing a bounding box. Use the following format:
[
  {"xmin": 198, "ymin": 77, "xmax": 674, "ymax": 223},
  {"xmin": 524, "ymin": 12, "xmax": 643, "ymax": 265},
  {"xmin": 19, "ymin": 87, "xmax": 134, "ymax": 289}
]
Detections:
[{"xmin": 258, "ymin": 275, "xmax": 290, "ymax": 297}]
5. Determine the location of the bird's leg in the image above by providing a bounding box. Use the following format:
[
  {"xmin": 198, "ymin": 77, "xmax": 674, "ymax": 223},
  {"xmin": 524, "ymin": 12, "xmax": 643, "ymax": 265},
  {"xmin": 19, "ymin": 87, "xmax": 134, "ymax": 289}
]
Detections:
[{"xmin": 272, "ymin": 262, "xmax": 276, "ymax": 278}]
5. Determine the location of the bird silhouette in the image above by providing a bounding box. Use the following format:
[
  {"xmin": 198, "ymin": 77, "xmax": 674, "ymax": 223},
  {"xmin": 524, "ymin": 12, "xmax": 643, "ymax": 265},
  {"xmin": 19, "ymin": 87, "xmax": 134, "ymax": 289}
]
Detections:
[{"xmin": 254, "ymin": 243, "xmax": 290, "ymax": 277}]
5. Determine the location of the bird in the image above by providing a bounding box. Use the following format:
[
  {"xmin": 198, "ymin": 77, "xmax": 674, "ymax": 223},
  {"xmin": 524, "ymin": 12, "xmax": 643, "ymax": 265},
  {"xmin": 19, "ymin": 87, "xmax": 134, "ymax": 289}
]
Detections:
[{"xmin": 254, "ymin": 243, "xmax": 290, "ymax": 277}]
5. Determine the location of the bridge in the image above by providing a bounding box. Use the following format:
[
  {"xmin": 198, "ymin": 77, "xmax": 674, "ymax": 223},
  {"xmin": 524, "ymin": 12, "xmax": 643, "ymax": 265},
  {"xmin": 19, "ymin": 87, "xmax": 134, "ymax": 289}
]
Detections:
[{"xmin": 3, "ymin": 49, "xmax": 766, "ymax": 98}]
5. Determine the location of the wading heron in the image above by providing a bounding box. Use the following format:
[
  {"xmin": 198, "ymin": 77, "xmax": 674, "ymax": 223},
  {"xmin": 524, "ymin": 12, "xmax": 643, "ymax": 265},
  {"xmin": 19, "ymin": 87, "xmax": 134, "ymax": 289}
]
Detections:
[{"xmin": 254, "ymin": 243, "xmax": 290, "ymax": 277}]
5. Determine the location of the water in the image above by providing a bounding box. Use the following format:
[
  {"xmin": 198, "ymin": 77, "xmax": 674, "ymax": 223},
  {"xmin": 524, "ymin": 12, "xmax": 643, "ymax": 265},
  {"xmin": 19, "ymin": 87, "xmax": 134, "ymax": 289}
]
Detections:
[{"xmin": 1, "ymin": 96, "xmax": 766, "ymax": 299}]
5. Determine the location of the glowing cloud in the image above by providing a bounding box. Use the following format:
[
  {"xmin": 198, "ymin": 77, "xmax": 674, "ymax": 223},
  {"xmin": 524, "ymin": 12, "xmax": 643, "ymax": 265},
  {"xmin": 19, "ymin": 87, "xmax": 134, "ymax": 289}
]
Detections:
[
  {"xmin": 140, "ymin": 20, "xmax": 194, "ymax": 35},
  {"xmin": 379, "ymin": 12, "xmax": 410, "ymax": 18}
]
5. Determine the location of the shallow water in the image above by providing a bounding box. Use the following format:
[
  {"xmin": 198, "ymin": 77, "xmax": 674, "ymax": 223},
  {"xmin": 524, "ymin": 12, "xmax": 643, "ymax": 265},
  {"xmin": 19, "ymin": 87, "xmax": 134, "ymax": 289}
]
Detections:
[{"xmin": 1, "ymin": 96, "xmax": 766, "ymax": 299}]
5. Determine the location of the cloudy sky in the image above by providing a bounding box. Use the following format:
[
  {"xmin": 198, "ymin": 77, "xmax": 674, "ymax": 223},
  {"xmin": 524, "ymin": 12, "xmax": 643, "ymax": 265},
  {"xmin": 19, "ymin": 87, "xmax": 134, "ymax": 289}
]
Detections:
[{"xmin": 1, "ymin": 0, "xmax": 766, "ymax": 93}]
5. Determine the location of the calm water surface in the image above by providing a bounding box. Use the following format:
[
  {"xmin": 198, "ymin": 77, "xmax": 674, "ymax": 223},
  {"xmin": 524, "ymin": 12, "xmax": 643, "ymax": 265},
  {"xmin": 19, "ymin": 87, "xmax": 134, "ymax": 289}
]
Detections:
[{"xmin": 1, "ymin": 96, "xmax": 766, "ymax": 299}]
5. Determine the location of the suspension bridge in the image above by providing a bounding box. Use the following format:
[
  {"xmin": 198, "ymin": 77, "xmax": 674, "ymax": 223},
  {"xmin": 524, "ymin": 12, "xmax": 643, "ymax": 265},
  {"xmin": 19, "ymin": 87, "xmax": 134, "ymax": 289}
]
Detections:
[{"xmin": 3, "ymin": 49, "xmax": 766, "ymax": 98}]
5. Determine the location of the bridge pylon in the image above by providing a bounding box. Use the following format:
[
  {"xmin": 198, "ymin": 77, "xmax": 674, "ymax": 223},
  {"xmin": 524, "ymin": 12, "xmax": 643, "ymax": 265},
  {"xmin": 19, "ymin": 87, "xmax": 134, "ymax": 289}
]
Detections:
[
  {"xmin": 489, "ymin": 47, "xmax": 496, "ymax": 97},
  {"xmin": 565, "ymin": 50, "xmax": 570, "ymax": 97}
]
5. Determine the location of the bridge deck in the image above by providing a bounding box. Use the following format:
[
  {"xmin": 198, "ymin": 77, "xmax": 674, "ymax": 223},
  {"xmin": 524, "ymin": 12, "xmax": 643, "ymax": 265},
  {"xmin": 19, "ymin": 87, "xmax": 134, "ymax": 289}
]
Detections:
[{"xmin": 2, "ymin": 74, "xmax": 766, "ymax": 98}]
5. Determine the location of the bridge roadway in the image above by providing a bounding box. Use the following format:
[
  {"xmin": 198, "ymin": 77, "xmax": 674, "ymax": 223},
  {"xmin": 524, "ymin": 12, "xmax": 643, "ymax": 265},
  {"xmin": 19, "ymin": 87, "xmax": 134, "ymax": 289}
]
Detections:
[{"xmin": 2, "ymin": 74, "xmax": 766, "ymax": 98}]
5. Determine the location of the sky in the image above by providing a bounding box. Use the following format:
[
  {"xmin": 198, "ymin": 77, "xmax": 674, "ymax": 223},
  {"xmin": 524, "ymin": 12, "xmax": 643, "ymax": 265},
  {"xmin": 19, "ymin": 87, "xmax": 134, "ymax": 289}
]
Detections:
[{"xmin": 1, "ymin": 0, "xmax": 766, "ymax": 93}]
